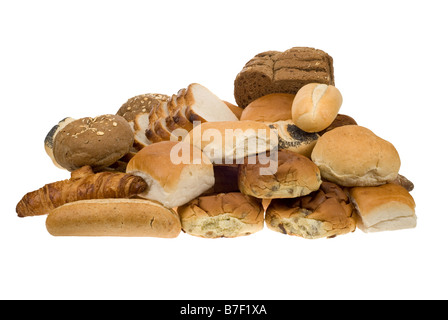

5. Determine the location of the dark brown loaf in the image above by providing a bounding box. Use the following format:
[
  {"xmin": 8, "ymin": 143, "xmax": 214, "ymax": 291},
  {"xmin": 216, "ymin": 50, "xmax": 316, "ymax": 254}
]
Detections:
[{"xmin": 234, "ymin": 47, "xmax": 335, "ymax": 108}]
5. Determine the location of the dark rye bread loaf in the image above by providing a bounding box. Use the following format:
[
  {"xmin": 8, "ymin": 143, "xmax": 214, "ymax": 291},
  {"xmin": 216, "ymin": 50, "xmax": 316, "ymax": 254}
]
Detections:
[{"xmin": 234, "ymin": 47, "xmax": 335, "ymax": 108}]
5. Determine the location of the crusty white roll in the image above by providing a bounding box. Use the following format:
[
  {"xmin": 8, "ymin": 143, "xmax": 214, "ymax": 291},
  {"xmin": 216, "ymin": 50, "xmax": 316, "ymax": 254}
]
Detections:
[
  {"xmin": 126, "ymin": 141, "xmax": 215, "ymax": 208},
  {"xmin": 311, "ymin": 125, "xmax": 401, "ymax": 187},
  {"xmin": 238, "ymin": 150, "xmax": 322, "ymax": 199},
  {"xmin": 349, "ymin": 183, "xmax": 416, "ymax": 233},
  {"xmin": 240, "ymin": 93, "xmax": 294, "ymax": 122},
  {"xmin": 186, "ymin": 120, "xmax": 278, "ymax": 164},
  {"xmin": 46, "ymin": 199, "xmax": 181, "ymax": 237},
  {"xmin": 177, "ymin": 192, "xmax": 264, "ymax": 238},
  {"xmin": 265, "ymin": 182, "xmax": 356, "ymax": 239},
  {"xmin": 292, "ymin": 83, "xmax": 342, "ymax": 132}
]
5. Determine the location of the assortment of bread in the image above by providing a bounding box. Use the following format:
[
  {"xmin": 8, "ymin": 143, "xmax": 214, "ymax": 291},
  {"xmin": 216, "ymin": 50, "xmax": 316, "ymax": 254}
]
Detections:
[{"xmin": 16, "ymin": 46, "xmax": 416, "ymax": 239}]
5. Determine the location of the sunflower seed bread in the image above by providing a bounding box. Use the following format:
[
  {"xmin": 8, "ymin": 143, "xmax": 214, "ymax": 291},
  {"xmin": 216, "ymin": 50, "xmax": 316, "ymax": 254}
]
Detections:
[{"xmin": 234, "ymin": 47, "xmax": 335, "ymax": 108}]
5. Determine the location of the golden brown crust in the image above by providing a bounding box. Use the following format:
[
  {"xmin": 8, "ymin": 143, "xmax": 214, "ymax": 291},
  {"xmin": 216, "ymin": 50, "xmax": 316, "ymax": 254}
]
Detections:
[
  {"xmin": 265, "ymin": 182, "xmax": 356, "ymax": 239},
  {"xmin": 349, "ymin": 184, "xmax": 416, "ymax": 218},
  {"xmin": 238, "ymin": 150, "xmax": 322, "ymax": 199},
  {"xmin": 116, "ymin": 93, "xmax": 169, "ymax": 122},
  {"xmin": 291, "ymin": 83, "xmax": 343, "ymax": 132},
  {"xmin": 126, "ymin": 141, "xmax": 213, "ymax": 192},
  {"xmin": 177, "ymin": 192, "xmax": 264, "ymax": 238},
  {"xmin": 16, "ymin": 166, "xmax": 148, "ymax": 217},
  {"xmin": 311, "ymin": 125, "xmax": 401, "ymax": 186},
  {"xmin": 46, "ymin": 199, "xmax": 181, "ymax": 237},
  {"xmin": 240, "ymin": 93, "xmax": 294, "ymax": 122}
]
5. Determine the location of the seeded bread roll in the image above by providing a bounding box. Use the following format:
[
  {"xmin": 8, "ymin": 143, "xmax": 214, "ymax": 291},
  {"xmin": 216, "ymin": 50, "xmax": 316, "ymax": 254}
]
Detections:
[
  {"xmin": 234, "ymin": 47, "xmax": 335, "ymax": 108},
  {"xmin": 177, "ymin": 192, "xmax": 264, "ymax": 238},
  {"xmin": 116, "ymin": 93, "xmax": 169, "ymax": 123},
  {"xmin": 53, "ymin": 114, "xmax": 134, "ymax": 172},
  {"xmin": 265, "ymin": 182, "xmax": 356, "ymax": 239}
]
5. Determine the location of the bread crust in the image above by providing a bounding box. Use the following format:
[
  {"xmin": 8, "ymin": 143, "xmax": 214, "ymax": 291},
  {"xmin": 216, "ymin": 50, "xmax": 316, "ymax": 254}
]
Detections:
[
  {"xmin": 238, "ymin": 150, "xmax": 322, "ymax": 199},
  {"xmin": 291, "ymin": 83, "xmax": 343, "ymax": 132},
  {"xmin": 53, "ymin": 114, "xmax": 134, "ymax": 171},
  {"xmin": 177, "ymin": 192, "xmax": 264, "ymax": 238},
  {"xmin": 240, "ymin": 93, "xmax": 294, "ymax": 122},
  {"xmin": 46, "ymin": 199, "xmax": 181, "ymax": 237},
  {"xmin": 311, "ymin": 125, "xmax": 401, "ymax": 186},
  {"xmin": 265, "ymin": 182, "xmax": 356, "ymax": 239},
  {"xmin": 234, "ymin": 47, "xmax": 334, "ymax": 108}
]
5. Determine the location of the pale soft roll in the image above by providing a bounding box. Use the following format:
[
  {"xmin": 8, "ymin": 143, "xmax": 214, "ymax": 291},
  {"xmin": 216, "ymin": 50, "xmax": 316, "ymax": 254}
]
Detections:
[
  {"xmin": 292, "ymin": 83, "xmax": 342, "ymax": 132},
  {"xmin": 311, "ymin": 125, "xmax": 401, "ymax": 187},
  {"xmin": 126, "ymin": 141, "xmax": 215, "ymax": 208},
  {"xmin": 46, "ymin": 199, "xmax": 181, "ymax": 237},
  {"xmin": 349, "ymin": 183, "xmax": 416, "ymax": 233},
  {"xmin": 186, "ymin": 120, "xmax": 278, "ymax": 164}
]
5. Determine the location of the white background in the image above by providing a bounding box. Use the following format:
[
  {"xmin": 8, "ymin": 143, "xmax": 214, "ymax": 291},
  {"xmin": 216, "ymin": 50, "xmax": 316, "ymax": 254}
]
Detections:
[{"xmin": 1, "ymin": 0, "xmax": 446, "ymax": 300}]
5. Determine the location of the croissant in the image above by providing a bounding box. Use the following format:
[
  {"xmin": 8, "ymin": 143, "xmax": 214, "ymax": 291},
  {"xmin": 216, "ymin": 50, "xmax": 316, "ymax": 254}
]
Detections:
[{"xmin": 16, "ymin": 166, "xmax": 148, "ymax": 217}]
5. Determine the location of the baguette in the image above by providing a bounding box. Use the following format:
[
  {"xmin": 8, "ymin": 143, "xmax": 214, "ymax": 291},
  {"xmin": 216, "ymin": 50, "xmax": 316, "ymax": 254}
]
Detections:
[{"xmin": 46, "ymin": 199, "xmax": 181, "ymax": 237}]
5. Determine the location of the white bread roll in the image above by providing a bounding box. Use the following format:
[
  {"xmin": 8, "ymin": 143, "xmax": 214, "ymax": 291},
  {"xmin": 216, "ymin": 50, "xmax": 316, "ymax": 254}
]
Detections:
[
  {"xmin": 186, "ymin": 120, "xmax": 278, "ymax": 164},
  {"xmin": 126, "ymin": 141, "xmax": 215, "ymax": 208},
  {"xmin": 311, "ymin": 125, "xmax": 401, "ymax": 187},
  {"xmin": 349, "ymin": 184, "xmax": 416, "ymax": 233},
  {"xmin": 177, "ymin": 192, "xmax": 264, "ymax": 238},
  {"xmin": 292, "ymin": 83, "xmax": 342, "ymax": 132},
  {"xmin": 46, "ymin": 199, "xmax": 181, "ymax": 237},
  {"xmin": 268, "ymin": 120, "xmax": 320, "ymax": 158}
]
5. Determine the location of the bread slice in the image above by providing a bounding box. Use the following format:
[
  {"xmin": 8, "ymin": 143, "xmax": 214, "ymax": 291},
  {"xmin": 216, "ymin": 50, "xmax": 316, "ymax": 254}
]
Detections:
[
  {"xmin": 145, "ymin": 101, "xmax": 168, "ymax": 143},
  {"xmin": 167, "ymin": 90, "xmax": 194, "ymax": 131},
  {"xmin": 133, "ymin": 112, "xmax": 152, "ymax": 150},
  {"xmin": 184, "ymin": 83, "xmax": 239, "ymax": 123}
]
